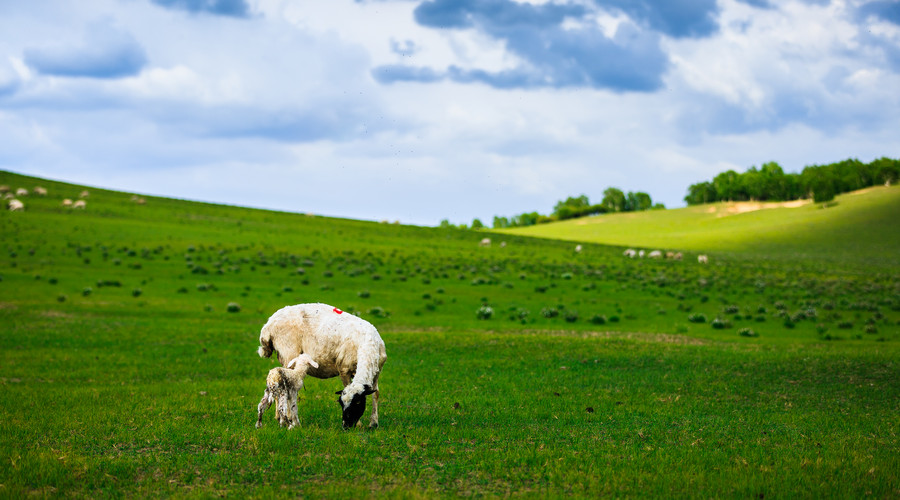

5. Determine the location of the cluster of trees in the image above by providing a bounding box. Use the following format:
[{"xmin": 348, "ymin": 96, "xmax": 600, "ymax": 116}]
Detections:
[
  {"xmin": 684, "ymin": 157, "xmax": 900, "ymax": 205},
  {"xmin": 491, "ymin": 188, "xmax": 664, "ymax": 229}
]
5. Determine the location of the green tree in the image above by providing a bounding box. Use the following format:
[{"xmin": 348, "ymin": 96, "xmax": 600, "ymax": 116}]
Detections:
[
  {"xmin": 471, "ymin": 218, "xmax": 484, "ymax": 229},
  {"xmin": 492, "ymin": 216, "xmax": 510, "ymax": 229},
  {"xmin": 601, "ymin": 187, "xmax": 626, "ymax": 212}
]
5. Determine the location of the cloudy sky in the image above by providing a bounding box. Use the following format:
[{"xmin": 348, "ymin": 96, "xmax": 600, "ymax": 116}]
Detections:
[{"xmin": 1, "ymin": 0, "xmax": 899, "ymax": 225}]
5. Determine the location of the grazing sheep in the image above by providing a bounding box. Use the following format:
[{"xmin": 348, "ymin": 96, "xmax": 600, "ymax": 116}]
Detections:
[
  {"xmin": 257, "ymin": 303, "xmax": 387, "ymax": 430},
  {"xmin": 8, "ymin": 199, "xmax": 24, "ymax": 212},
  {"xmin": 73, "ymin": 200, "xmax": 86, "ymax": 209},
  {"xmin": 665, "ymin": 251, "xmax": 675, "ymax": 259},
  {"xmin": 0, "ymin": 185, "xmax": 9, "ymax": 194},
  {"xmin": 500, "ymin": 241, "xmax": 506, "ymax": 248},
  {"xmin": 79, "ymin": 190, "xmax": 90, "ymax": 198},
  {"xmin": 16, "ymin": 188, "xmax": 28, "ymax": 197},
  {"xmin": 575, "ymin": 245, "xmax": 582, "ymax": 253},
  {"xmin": 638, "ymin": 250, "xmax": 645, "ymax": 258},
  {"xmin": 698, "ymin": 254, "xmax": 709, "ymax": 264},
  {"xmin": 648, "ymin": 250, "xmax": 662, "ymax": 259},
  {"xmin": 623, "ymin": 249, "xmax": 637, "ymax": 258},
  {"xmin": 256, "ymin": 353, "xmax": 319, "ymax": 429},
  {"xmin": 61, "ymin": 199, "xmax": 73, "ymax": 208},
  {"xmin": 673, "ymin": 252, "xmax": 683, "ymax": 261},
  {"xmin": 479, "ymin": 238, "xmax": 491, "ymax": 248},
  {"xmin": 34, "ymin": 186, "xmax": 47, "ymax": 196}
]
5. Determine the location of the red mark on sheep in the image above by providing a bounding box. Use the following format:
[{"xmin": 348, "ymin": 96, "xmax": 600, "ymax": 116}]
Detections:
[{"xmin": 333, "ymin": 307, "xmax": 343, "ymax": 314}]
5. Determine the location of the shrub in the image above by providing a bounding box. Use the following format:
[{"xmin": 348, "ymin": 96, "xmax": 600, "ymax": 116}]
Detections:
[
  {"xmin": 591, "ymin": 314, "xmax": 607, "ymax": 325},
  {"xmin": 476, "ymin": 305, "xmax": 494, "ymax": 320},
  {"xmin": 357, "ymin": 290, "xmax": 371, "ymax": 298},
  {"xmin": 226, "ymin": 302, "xmax": 241, "ymax": 313},
  {"xmin": 82, "ymin": 287, "xmax": 92, "ymax": 296},
  {"xmin": 838, "ymin": 321, "xmax": 853, "ymax": 329},
  {"xmin": 132, "ymin": 288, "xmax": 142, "ymax": 297},
  {"xmin": 688, "ymin": 313, "xmax": 707, "ymax": 323},
  {"xmin": 608, "ymin": 315, "xmax": 620, "ymax": 323},
  {"xmin": 864, "ymin": 324, "xmax": 878, "ymax": 334},
  {"xmin": 541, "ymin": 307, "xmax": 559, "ymax": 319},
  {"xmin": 723, "ymin": 305, "xmax": 739, "ymax": 314},
  {"xmin": 367, "ymin": 306, "xmax": 389, "ymax": 318},
  {"xmin": 564, "ymin": 310, "xmax": 579, "ymax": 323},
  {"xmin": 711, "ymin": 317, "xmax": 731, "ymax": 329},
  {"xmin": 57, "ymin": 294, "xmax": 66, "ymax": 303},
  {"xmin": 737, "ymin": 327, "xmax": 757, "ymax": 337}
]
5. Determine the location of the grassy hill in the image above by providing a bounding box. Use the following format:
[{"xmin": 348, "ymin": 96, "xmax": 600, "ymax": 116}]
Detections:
[
  {"xmin": 1, "ymin": 170, "xmax": 898, "ymax": 497},
  {"xmin": 500, "ymin": 186, "xmax": 900, "ymax": 268}
]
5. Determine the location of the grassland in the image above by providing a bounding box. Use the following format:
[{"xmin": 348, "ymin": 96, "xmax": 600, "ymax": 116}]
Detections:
[
  {"xmin": 501, "ymin": 186, "xmax": 900, "ymax": 269},
  {"xmin": 1, "ymin": 170, "xmax": 899, "ymax": 498}
]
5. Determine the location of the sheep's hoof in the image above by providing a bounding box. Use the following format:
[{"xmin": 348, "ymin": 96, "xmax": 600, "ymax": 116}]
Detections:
[
  {"xmin": 368, "ymin": 422, "xmax": 379, "ymax": 429},
  {"xmin": 255, "ymin": 420, "xmax": 263, "ymax": 429}
]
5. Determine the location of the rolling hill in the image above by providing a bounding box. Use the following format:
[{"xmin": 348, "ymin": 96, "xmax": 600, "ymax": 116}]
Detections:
[{"xmin": 499, "ymin": 185, "xmax": 900, "ymax": 268}]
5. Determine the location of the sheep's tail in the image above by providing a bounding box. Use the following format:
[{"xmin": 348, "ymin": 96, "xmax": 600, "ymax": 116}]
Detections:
[{"xmin": 258, "ymin": 324, "xmax": 275, "ymax": 358}]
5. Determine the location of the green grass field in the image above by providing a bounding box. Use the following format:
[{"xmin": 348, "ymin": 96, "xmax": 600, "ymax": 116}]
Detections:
[
  {"xmin": 2, "ymin": 170, "xmax": 898, "ymax": 497},
  {"xmin": 501, "ymin": 186, "xmax": 900, "ymax": 269}
]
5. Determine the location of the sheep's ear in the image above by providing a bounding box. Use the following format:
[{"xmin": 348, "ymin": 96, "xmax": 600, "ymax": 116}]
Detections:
[
  {"xmin": 309, "ymin": 359, "xmax": 319, "ymax": 369},
  {"xmin": 362, "ymin": 385, "xmax": 375, "ymax": 396},
  {"xmin": 335, "ymin": 390, "xmax": 343, "ymax": 395}
]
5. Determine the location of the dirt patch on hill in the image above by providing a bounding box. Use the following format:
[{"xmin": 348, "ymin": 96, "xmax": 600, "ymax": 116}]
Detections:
[{"xmin": 716, "ymin": 199, "xmax": 811, "ymax": 217}]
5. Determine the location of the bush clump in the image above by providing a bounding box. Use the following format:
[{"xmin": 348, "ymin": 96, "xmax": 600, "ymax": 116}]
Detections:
[
  {"xmin": 711, "ymin": 317, "xmax": 732, "ymax": 329},
  {"xmin": 476, "ymin": 305, "xmax": 494, "ymax": 320},
  {"xmin": 591, "ymin": 314, "xmax": 607, "ymax": 325},
  {"xmin": 358, "ymin": 290, "xmax": 371, "ymax": 298},
  {"xmin": 737, "ymin": 327, "xmax": 758, "ymax": 337},
  {"xmin": 688, "ymin": 313, "xmax": 707, "ymax": 323},
  {"xmin": 226, "ymin": 302, "xmax": 241, "ymax": 313},
  {"xmin": 541, "ymin": 307, "xmax": 559, "ymax": 319},
  {"xmin": 564, "ymin": 310, "xmax": 579, "ymax": 323}
]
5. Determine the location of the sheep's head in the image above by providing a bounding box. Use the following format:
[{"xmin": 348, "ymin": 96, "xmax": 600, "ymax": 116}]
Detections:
[
  {"xmin": 336, "ymin": 384, "xmax": 375, "ymax": 430},
  {"xmin": 286, "ymin": 353, "xmax": 319, "ymax": 372}
]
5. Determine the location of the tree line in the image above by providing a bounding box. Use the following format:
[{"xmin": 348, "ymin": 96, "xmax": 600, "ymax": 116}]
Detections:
[
  {"xmin": 488, "ymin": 188, "xmax": 664, "ymax": 229},
  {"xmin": 684, "ymin": 157, "xmax": 900, "ymax": 205}
]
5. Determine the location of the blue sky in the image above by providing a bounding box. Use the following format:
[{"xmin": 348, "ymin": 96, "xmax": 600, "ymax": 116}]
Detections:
[{"xmin": 1, "ymin": 0, "xmax": 899, "ymax": 225}]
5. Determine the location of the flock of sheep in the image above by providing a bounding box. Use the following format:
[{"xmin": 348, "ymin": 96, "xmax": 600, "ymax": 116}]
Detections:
[
  {"xmin": 479, "ymin": 238, "xmax": 709, "ymax": 264},
  {"xmin": 255, "ymin": 303, "xmax": 387, "ymax": 431},
  {"xmin": 3, "ymin": 185, "xmax": 148, "ymax": 211}
]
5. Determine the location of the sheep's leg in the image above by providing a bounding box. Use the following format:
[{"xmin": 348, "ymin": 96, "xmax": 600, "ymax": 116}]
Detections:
[
  {"xmin": 287, "ymin": 385, "xmax": 300, "ymax": 430},
  {"xmin": 369, "ymin": 376, "xmax": 380, "ymax": 429},
  {"xmin": 256, "ymin": 389, "xmax": 274, "ymax": 428}
]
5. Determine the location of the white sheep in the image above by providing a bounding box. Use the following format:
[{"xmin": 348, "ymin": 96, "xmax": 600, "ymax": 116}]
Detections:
[
  {"xmin": 34, "ymin": 186, "xmax": 47, "ymax": 196},
  {"xmin": 257, "ymin": 303, "xmax": 387, "ymax": 430},
  {"xmin": 8, "ymin": 199, "xmax": 24, "ymax": 212},
  {"xmin": 479, "ymin": 238, "xmax": 491, "ymax": 248},
  {"xmin": 574, "ymin": 244, "xmax": 582, "ymax": 253},
  {"xmin": 79, "ymin": 190, "xmax": 90, "ymax": 198},
  {"xmin": 638, "ymin": 250, "xmax": 645, "ymax": 258},
  {"xmin": 623, "ymin": 249, "xmax": 637, "ymax": 258},
  {"xmin": 73, "ymin": 200, "xmax": 86, "ymax": 209},
  {"xmin": 698, "ymin": 254, "xmax": 709, "ymax": 264},
  {"xmin": 16, "ymin": 188, "xmax": 28, "ymax": 197},
  {"xmin": 256, "ymin": 353, "xmax": 319, "ymax": 429},
  {"xmin": 62, "ymin": 199, "xmax": 73, "ymax": 208},
  {"xmin": 648, "ymin": 250, "xmax": 662, "ymax": 259},
  {"xmin": 673, "ymin": 252, "xmax": 683, "ymax": 261}
]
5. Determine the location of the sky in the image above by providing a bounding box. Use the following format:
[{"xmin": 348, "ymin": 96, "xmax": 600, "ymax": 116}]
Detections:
[{"xmin": 1, "ymin": 0, "xmax": 899, "ymax": 226}]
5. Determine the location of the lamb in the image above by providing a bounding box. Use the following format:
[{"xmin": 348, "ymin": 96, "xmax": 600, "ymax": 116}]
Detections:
[
  {"xmin": 8, "ymin": 199, "xmax": 24, "ymax": 212},
  {"xmin": 257, "ymin": 303, "xmax": 387, "ymax": 430},
  {"xmin": 698, "ymin": 254, "xmax": 709, "ymax": 264},
  {"xmin": 256, "ymin": 353, "xmax": 319, "ymax": 429}
]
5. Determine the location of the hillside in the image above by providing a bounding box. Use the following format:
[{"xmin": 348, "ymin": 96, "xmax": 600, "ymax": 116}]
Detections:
[
  {"xmin": 1, "ymin": 170, "xmax": 898, "ymax": 497},
  {"xmin": 499, "ymin": 185, "xmax": 900, "ymax": 268}
]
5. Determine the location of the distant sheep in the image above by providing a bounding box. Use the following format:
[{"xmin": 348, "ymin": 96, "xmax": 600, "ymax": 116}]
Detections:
[
  {"xmin": 638, "ymin": 250, "xmax": 645, "ymax": 258},
  {"xmin": 0, "ymin": 185, "xmax": 9, "ymax": 194},
  {"xmin": 34, "ymin": 186, "xmax": 47, "ymax": 196},
  {"xmin": 131, "ymin": 195, "xmax": 146, "ymax": 205},
  {"xmin": 479, "ymin": 238, "xmax": 491, "ymax": 248},
  {"xmin": 16, "ymin": 188, "xmax": 28, "ymax": 197},
  {"xmin": 73, "ymin": 200, "xmax": 86, "ymax": 209},
  {"xmin": 698, "ymin": 254, "xmax": 709, "ymax": 264},
  {"xmin": 648, "ymin": 250, "xmax": 662, "ymax": 259},
  {"xmin": 8, "ymin": 199, "xmax": 24, "ymax": 212},
  {"xmin": 79, "ymin": 190, "xmax": 90, "ymax": 198},
  {"xmin": 62, "ymin": 199, "xmax": 73, "ymax": 208},
  {"xmin": 257, "ymin": 303, "xmax": 387, "ymax": 430},
  {"xmin": 623, "ymin": 249, "xmax": 637, "ymax": 258},
  {"xmin": 575, "ymin": 245, "xmax": 582, "ymax": 253},
  {"xmin": 256, "ymin": 353, "xmax": 319, "ymax": 429},
  {"xmin": 673, "ymin": 252, "xmax": 683, "ymax": 261},
  {"xmin": 500, "ymin": 241, "xmax": 506, "ymax": 248}
]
